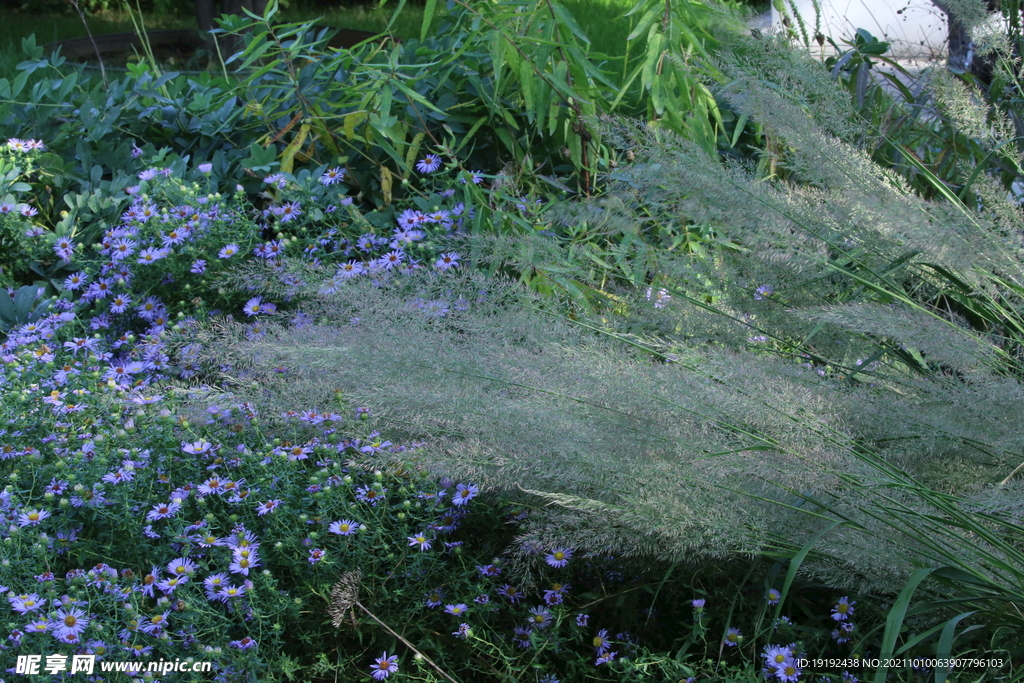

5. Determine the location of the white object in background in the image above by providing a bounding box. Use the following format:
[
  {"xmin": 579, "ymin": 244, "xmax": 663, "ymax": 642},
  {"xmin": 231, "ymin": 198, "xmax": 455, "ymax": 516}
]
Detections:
[{"xmin": 771, "ymin": 0, "xmax": 949, "ymax": 58}]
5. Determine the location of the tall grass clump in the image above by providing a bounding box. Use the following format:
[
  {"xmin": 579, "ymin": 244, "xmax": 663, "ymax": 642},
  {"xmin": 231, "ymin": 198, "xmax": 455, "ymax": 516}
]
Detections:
[{"xmin": 190, "ymin": 19, "xmax": 1024, "ymax": 670}]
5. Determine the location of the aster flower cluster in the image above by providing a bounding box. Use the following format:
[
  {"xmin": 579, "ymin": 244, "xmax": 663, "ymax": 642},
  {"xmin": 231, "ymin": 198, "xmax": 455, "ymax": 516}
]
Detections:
[{"xmin": 762, "ymin": 644, "xmax": 803, "ymax": 682}]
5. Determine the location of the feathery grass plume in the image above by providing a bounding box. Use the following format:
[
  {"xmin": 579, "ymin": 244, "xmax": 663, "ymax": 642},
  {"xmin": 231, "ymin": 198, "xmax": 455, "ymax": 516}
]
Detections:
[
  {"xmin": 795, "ymin": 302, "xmax": 997, "ymax": 371},
  {"xmin": 936, "ymin": 0, "xmax": 1012, "ymax": 61},
  {"xmin": 188, "ymin": 257, "xmax": 1023, "ymax": 596}
]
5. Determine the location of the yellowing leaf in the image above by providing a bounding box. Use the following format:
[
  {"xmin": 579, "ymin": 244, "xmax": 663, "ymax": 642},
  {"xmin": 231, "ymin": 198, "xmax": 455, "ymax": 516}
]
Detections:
[{"xmin": 279, "ymin": 123, "xmax": 310, "ymax": 175}]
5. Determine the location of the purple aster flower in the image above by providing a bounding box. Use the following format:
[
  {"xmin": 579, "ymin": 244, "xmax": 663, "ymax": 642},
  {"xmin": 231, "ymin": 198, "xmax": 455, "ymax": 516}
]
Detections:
[
  {"xmin": 264, "ymin": 173, "xmax": 287, "ymax": 189},
  {"xmin": 476, "ymin": 564, "xmax": 501, "ymax": 578},
  {"xmin": 595, "ymin": 651, "xmax": 618, "ymax": 666},
  {"xmin": 243, "ymin": 297, "xmax": 269, "ymax": 317},
  {"xmin": 138, "ymin": 168, "xmax": 160, "ymax": 181},
  {"xmin": 451, "ymin": 483, "xmax": 478, "ymax": 506},
  {"xmin": 415, "ymin": 154, "xmax": 442, "ymax": 174},
  {"xmin": 723, "ymin": 627, "xmax": 742, "ymax": 647},
  {"xmin": 308, "ymin": 548, "xmax": 326, "ymax": 564},
  {"xmin": 198, "ymin": 475, "xmax": 232, "ymax": 496},
  {"xmin": 435, "ymin": 252, "xmax": 460, "ymax": 271},
  {"xmin": 424, "ymin": 589, "xmax": 445, "ymax": 608},
  {"xmin": 52, "ymin": 237, "xmax": 75, "ymax": 261},
  {"xmin": 63, "ymin": 272, "xmax": 88, "ymax": 290},
  {"xmin": 320, "ymin": 167, "xmax": 345, "ymax": 185},
  {"xmin": 276, "ymin": 201, "xmax": 302, "ymax": 222},
  {"xmin": 9, "ymin": 593, "xmax": 44, "ymax": 614},
  {"xmin": 109, "ymin": 294, "xmax": 131, "ymax": 314},
  {"xmin": 199, "ymin": 162, "xmax": 213, "ymax": 174},
  {"xmin": 544, "ymin": 547, "xmax": 572, "ymax": 568},
  {"xmin": 230, "ymin": 636, "xmax": 258, "ymax": 650},
  {"xmin": 219, "ymin": 583, "xmax": 247, "ymax": 600},
  {"xmin": 25, "ymin": 619, "xmax": 51, "ymax": 634},
  {"xmin": 256, "ymin": 499, "xmax": 282, "ymax": 516},
  {"xmin": 182, "ymin": 440, "xmax": 215, "ymax": 455},
  {"xmin": 453, "ymin": 622, "xmax": 471, "ymax": 638},
  {"xmin": 512, "ymin": 626, "xmax": 532, "ymax": 648},
  {"xmin": 355, "ymin": 485, "xmax": 386, "ymax": 505},
  {"xmin": 18, "ymin": 509, "xmax": 51, "ymax": 527},
  {"xmin": 763, "ymin": 644, "xmax": 794, "ymax": 668},
  {"xmin": 444, "ymin": 603, "xmax": 469, "ymax": 616},
  {"xmin": 190, "ymin": 259, "xmax": 207, "ymax": 274},
  {"xmin": 527, "ymin": 606, "xmax": 552, "ymax": 629},
  {"xmin": 754, "ymin": 284, "xmax": 775, "ymax": 300},
  {"xmin": 832, "ymin": 621, "xmax": 855, "ymax": 643},
  {"xmin": 645, "ymin": 286, "xmax": 671, "ymax": 308},
  {"xmin": 692, "ymin": 598, "xmax": 706, "ymax": 610},
  {"xmin": 218, "ymin": 244, "xmax": 239, "ymax": 258},
  {"xmin": 127, "ymin": 643, "xmax": 154, "ymax": 657},
  {"xmin": 146, "ymin": 501, "xmax": 181, "ymax": 521},
  {"xmin": 497, "ymin": 584, "xmax": 523, "ymax": 603},
  {"xmin": 329, "ymin": 519, "xmax": 360, "ymax": 535},
  {"xmin": 203, "ymin": 573, "xmax": 229, "ymax": 600},
  {"xmin": 54, "ymin": 606, "xmax": 90, "ymax": 638},
  {"xmin": 831, "ymin": 596, "xmax": 855, "ymax": 621},
  {"xmin": 156, "ymin": 576, "xmax": 188, "ymax": 594},
  {"xmin": 167, "ymin": 557, "xmax": 199, "ymax": 578},
  {"xmin": 774, "ymin": 659, "xmax": 802, "ymax": 682},
  {"xmin": 543, "ymin": 590, "xmax": 564, "ymax": 606},
  {"xmin": 592, "ymin": 628, "xmax": 611, "ymax": 654},
  {"xmin": 229, "ymin": 548, "xmax": 260, "ymax": 575},
  {"xmin": 137, "ymin": 246, "xmax": 170, "ymax": 264},
  {"xmin": 576, "ymin": 613, "xmax": 590, "ymax": 627},
  {"xmin": 370, "ymin": 651, "xmax": 399, "ymax": 680},
  {"xmin": 379, "ymin": 249, "xmax": 404, "ymax": 269},
  {"xmin": 766, "ymin": 587, "xmax": 782, "ymax": 605}
]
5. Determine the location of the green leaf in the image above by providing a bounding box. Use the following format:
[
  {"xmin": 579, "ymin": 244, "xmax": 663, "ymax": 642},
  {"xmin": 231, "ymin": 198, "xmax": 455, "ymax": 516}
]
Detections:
[
  {"xmin": 872, "ymin": 567, "xmax": 938, "ymax": 683},
  {"xmin": 935, "ymin": 612, "xmax": 980, "ymax": 683},
  {"xmin": 0, "ymin": 288, "xmax": 15, "ymax": 324},
  {"xmin": 520, "ymin": 60, "xmax": 536, "ymax": 122},
  {"xmin": 772, "ymin": 520, "xmax": 843, "ymax": 624},
  {"xmin": 550, "ymin": 2, "xmax": 590, "ymax": 44},
  {"xmin": 627, "ymin": 3, "xmax": 661, "ymax": 41},
  {"xmin": 420, "ymin": 0, "xmax": 438, "ymax": 42},
  {"xmin": 729, "ymin": 112, "xmax": 748, "ymax": 148},
  {"xmin": 13, "ymin": 285, "xmax": 38, "ymax": 319}
]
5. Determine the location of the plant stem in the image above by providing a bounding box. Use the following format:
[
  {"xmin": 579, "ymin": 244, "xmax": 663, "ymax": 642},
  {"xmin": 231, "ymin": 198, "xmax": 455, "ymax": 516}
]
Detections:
[
  {"xmin": 68, "ymin": 0, "xmax": 107, "ymax": 89},
  {"xmin": 355, "ymin": 601, "xmax": 461, "ymax": 683}
]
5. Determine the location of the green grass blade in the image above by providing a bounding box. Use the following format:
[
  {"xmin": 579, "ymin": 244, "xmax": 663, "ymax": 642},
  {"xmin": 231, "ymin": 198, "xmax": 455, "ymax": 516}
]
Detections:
[
  {"xmin": 873, "ymin": 567, "xmax": 938, "ymax": 683},
  {"xmin": 934, "ymin": 611, "xmax": 977, "ymax": 683}
]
